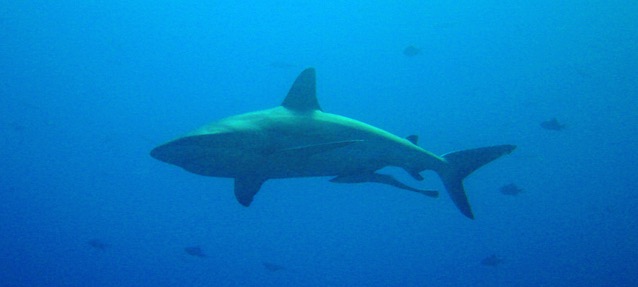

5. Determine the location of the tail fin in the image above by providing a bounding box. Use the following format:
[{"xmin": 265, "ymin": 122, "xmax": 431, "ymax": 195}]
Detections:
[{"xmin": 439, "ymin": 145, "xmax": 516, "ymax": 219}]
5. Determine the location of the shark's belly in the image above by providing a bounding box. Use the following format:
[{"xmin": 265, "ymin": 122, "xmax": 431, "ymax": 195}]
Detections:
[
  {"xmin": 258, "ymin": 141, "xmax": 414, "ymax": 178},
  {"xmin": 152, "ymin": 118, "xmax": 430, "ymax": 179}
]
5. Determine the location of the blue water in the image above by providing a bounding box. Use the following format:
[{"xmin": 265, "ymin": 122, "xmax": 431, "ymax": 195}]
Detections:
[{"xmin": 2, "ymin": 1, "xmax": 637, "ymax": 286}]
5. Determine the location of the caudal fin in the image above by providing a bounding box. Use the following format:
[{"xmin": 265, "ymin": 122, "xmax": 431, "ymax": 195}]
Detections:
[{"xmin": 439, "ymin": 145, "xmax": 516, "ymax": 219}]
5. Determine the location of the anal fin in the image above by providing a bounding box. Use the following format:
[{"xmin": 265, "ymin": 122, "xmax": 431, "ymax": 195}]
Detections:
[{"xmin": 406, "ymin": 169, "xmax": 424, "ymax": 181}]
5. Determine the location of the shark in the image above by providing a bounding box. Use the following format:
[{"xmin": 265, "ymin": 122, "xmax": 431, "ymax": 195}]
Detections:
[{"xmin": 150, "ymin": 68, "xmax": 515, "ymax": 219}]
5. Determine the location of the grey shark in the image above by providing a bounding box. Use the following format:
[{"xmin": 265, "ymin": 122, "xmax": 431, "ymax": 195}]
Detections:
[{"xmin": 150, "ymin": 68, "xmax": 515, "ymax": 219}]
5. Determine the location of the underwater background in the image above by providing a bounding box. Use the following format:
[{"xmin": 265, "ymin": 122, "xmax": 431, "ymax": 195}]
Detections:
[{"xmin": 1, "ymin": 1, "xmax": 637, "ymax": 286}]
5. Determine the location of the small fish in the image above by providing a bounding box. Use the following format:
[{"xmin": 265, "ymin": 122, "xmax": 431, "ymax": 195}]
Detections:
[
  {"xmin": 500, "ymin": 183, "xmax": 523, "ymax": 196},
  {"xmin": 87, "ymin": 239, "xmax": 109, "ymax": 251},
  {"xmin": 481, "ymin": 254, "xmax": 503, "ymax": 267},
  {"xmin": 403, "ymin": 45, "xmax": 421, "ymax": 57},
  {"xmin": 540, "ymin": 118, "xmax": 566, "ymax": 131},
  {"xmin": 262, "ymin": 262, "xmax": 285, "ymax": 272},
  {"xmin": 184, "ymin": 246, "xmax": 207, "ymax": 258}
]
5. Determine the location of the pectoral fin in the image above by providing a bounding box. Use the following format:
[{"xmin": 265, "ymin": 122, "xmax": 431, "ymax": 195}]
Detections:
[
  {"xmin": 330, "ymin": 172, "xmax": 438, "ymax": 198},
  {"xmin": 234, "ymin": 177, "xmax": 266, "ymax": 206}
]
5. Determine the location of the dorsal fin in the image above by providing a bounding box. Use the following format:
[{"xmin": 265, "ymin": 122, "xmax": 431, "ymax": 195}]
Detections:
[
  {"xmin": 406, "ymin": 135, "xmax": 419, "ymax": 145},
  {"xmin": 281, "ymin": 68, "xmax": 322, "ymax": 112}
]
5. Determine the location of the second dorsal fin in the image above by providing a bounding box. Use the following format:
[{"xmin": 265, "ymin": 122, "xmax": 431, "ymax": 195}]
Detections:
[
  {"xmin": 281, "ymin": 68, "xmax": 322, "ymax": 112},
  {"xmin": 406, "ymin": 135, "xmax": 419, "ymax": 145}
]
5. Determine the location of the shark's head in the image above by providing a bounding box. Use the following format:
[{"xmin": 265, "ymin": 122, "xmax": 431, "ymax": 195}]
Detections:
[
  {"xmin": 150, "ymin": 68, "xmax": 320, "ymax": 178},
  {"xmin": 150, "ymin": 126, "xmax": 257, "ymax": 178},
  {"xmin": 150, "ymin": 134, "xmax": 224, "ymax": 176}
]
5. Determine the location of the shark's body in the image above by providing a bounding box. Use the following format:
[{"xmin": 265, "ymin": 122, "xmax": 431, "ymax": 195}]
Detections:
[{"xmin": 151, "ymin": 68, "xmax": 515, "ymax": 218}]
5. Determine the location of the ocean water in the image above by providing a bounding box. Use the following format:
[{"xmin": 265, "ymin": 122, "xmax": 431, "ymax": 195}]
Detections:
[{"xmin": 1, "ymin": 1, "xmax": 637, "ymax": 286}]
